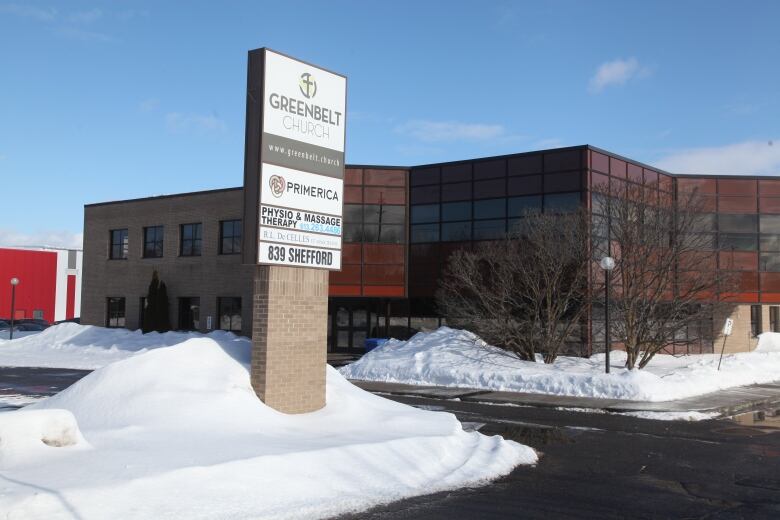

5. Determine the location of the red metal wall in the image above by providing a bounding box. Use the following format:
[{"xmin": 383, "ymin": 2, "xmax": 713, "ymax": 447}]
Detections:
[
  {"xmin": 0, "ymin": 248, "xmax": 58, "ymax": 322},
  {"xmin": 66, "ymin": 274, "xmax": 76, "ymax": 320}
]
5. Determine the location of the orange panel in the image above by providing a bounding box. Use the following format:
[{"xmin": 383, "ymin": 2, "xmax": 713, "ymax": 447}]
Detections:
[
  {"xmin": 364, "ymin": 169, "xmax": 406, "ymax": 186},
  {"xmin": 759, "ymin": 197, "xmax": 780, "ymax": 213},
  {"xmin": 760, "ymin": 273, "xmax": 780, "ymax": 292},
  {"xmin": 719, "ymin": 251, "xmax": 757, "ymax": 270},
  {"xmin": 363, "ymin": 264, "xmax": 405, "ymax": 284},
  {"xmin": 342, "ymin": 243, "xmax": 362, "ymax": 264},
  {"xmin": 329, "ymin": 264, "xmax": 362, "ymax": 285},
  {"xmin": 364, "ymin": 244, "xmax": 405, "ymax": 264},
  {"xmin": 344, "ymin": 186, "xmax": 362, "ymax": 204},
  {"xmin": 363, "ymin": 285, "xmax": 406, "ymax": 297},
  {"xmin": 364, "ymin": 187, "xmax": 405, "ymax": 205},
  {"xmin": 718, "ymin": 179, "xmax": 757, "ymax": 196},
  {"xmin": 761, "ymin": 292, "xmax": 780, "ymax": 303},
  {"xmin": 329, "ymin": 285, "xmax": 362, "ymax": 297},
  {"xmin": 759, "ymin": 180, "xmax": 780, "ymax": 196},
  {"xmin": 721, "ymin": 292, "xmax": 759, "ymax": 303},
  {"xmin": 590, "ymin": 172, "xmax": 610, "ymax": 192},
  {"xmin": 678, "ymin": 177, "xmax": 716, "ymax": 194},
  {"xmin": 345, "ymin": 168, "xmax": 363, "ymax": 185},
  {"xmin": 718, "ymin": 196, "xmax": 757, "ymax": 213}
]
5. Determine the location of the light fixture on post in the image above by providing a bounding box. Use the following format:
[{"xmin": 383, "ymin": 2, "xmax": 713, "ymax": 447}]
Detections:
[
  {"xmin": 599, "ymin": 256, "xmax": 615, "ymax": 373},
  {"xmin": 9, "ymin": 277, "xmax": 20, "ymax": 340}
]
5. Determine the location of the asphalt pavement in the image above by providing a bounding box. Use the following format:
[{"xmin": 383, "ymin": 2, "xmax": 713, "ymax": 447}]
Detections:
[{"xmin": 2, "ymin": 367, "xmax": 779, "ymax": 519}]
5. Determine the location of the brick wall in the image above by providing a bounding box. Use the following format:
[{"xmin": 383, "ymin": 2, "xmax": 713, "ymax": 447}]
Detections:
[
  {"xmin": 250, "ymin": 265, "xmax": 328, "ymax": 413},
  {"xmin": 81, "ymin": 188, "xmax": 256, "ymax": 335}
]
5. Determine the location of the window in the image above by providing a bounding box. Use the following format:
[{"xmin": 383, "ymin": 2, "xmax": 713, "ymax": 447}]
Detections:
[
  {"xmin": 474, "ymin": 198, "xmax": 506, "ymax": 219},
  {"xmin": 750, "ymin": 305, "xmax": 762, "ymax": 337},
  {"xmin": 364, "ymin": 205, "xmax": 405, "ymax": 244},
  {"xmin": 441, "ymin": 222, "xmax": 471, "ymax": 241},
  {"xmin": 220, "ymin": 220, "xmax": 242, "ymax": 255},
  {"xmin": 110, "ymin": 229, "xmax": 128, "ymax": 259},
  {"xmin": 441, "ymin": 201, "xmax": 471, "ymax": 222},
  {"xmin": 410, "ymin": 204, "xmax": 439, "ymax": 223},
  {"xmin": 544, "ymin": 193, "xmax": 581, "ymax": 213},
  {"xmin": 770, "ymin": 307, "xmax": 780, "ymax": 333},
  {"xmin": 760, "ymin": 253, "xmax": 780, "ymax": 272},
  {"xmin": 411, "ymin": 224, "xmax": 439, "ymax": 243},
  {"xmin": 180, "ymin": 223, "xmax": 202, "ymax": 256},
  {"xmin": 760, "ymin": 215, "xmax": 780, "ymax": 234},
  {"xmin": 473, "ymin": 219, "xmax": 506, "ymax": 240},
  {"xmin": 719, "ymin": 234, "xmax": 757, "ymax": 251},
  {"xmin": 33, "ymin": 309, "xmax": 44, "ymax": 320},
  {"xmin": 719, "ymin": 214, "xmax": 757, "ymax": 233},
  {"xmin": 143, "ymin": 226, "xmax": 164, "ymax": 258},
  {"xmin": 218, "ymin": 297, "xmax": 242, "ymax": 332},
  {"xmin": 178, "ymin": 297, "xmax": 200, "ymax": 331},
  {"xmin": 107, "ymin": 297, "xmax": 126, "ymax": 328},
  {"xmin": 508, "ymin": 196, "xmax": 542, "ymax": 217}
]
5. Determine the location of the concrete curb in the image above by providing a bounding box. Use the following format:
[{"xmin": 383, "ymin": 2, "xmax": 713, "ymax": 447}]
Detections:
[{"xmin": 350, "ymin": 380, "xmax": 780, "ymax": 416}]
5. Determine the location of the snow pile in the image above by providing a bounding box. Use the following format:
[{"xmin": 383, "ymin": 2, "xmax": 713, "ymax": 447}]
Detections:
[
  {"xmin": 0, "ymin": 322, "xmax": 241, "ymax": 369},
  {"xmin": 618, "ymin": 410, "xmax": 719, "ymax": 421},
  {"xmin": 340, "ymin": 327, "xmax": 780, "ymax": 402},
  {"xmin": 756, "ymin": 331, "xmax": 780, "ymax": 352},
  {"xmin": 0, "ymin": 334, "xmax": 536, "ymax": 519}
]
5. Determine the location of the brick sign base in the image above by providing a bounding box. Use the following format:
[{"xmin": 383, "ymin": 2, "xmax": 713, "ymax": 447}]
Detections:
[{"xmin": 250, "ymin": 265, "xmax": 328, "ymax": 413}]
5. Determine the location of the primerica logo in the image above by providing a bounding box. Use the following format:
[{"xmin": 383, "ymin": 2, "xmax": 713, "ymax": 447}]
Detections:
[
  {"xmin": 299, "ymin": 73, "xmax": 317, "ymax": 99},
  {"xmin": 269, "ymin": 175, "xmax": 286, "ymax": 197}
]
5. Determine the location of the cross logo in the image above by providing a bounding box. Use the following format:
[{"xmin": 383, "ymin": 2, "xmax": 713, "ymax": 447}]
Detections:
[{"xmin": 299, "ymin": 72, "xmax": 317, "ymax": 99}]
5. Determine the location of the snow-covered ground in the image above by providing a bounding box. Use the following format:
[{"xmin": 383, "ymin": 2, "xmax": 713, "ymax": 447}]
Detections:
[
  {"xmin": 0, "ymin": 325, "xmax": 536, "ymax": 519},
  {"xmin": 0, "ymin": 322, "xmax": 232, "ymax": 368},
  {"xmin": 340, "ymin": 327, "xmax": 780, "ymax": 402}
]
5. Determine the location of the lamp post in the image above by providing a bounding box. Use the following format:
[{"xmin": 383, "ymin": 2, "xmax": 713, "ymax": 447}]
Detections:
[
  {"xmin": 599, "ymin": 256, "xmax": 615, "ymax": 373},
  {"xmin": 9, "ymin": 277, "xmax": 19, "ymax": 340}
]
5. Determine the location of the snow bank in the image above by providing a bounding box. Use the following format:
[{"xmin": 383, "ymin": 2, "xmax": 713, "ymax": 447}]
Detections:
[
  {"xmin": 0, "ymin": 409, "xmax": 88, "ymax": 465},
  {"xmin": 0, "ymin": 333, "xmax": 536, "ymax": 519},
  {"xmin": 0, "ymin": 322, "xmax": 242, "ymax": 369},
  {"xmin": 340, "ymin": 327, "xmax": 780, "ymax": 402},
  {"xmin": 756, "ymin": 331, "xmax": 780, "ymax": 352}
]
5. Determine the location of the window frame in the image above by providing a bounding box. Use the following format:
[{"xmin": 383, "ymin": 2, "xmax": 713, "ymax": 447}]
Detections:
[
  {"xmin": 180, "ymin": 222, "xmax": 203, "ymax": 257},
  {"xmin": 109, "ymin": 228, "xmax": 129, "ymax": 260},
  {"xmin": 106, "ymin": 297, "xmax": 126, "ymax": 328},
  {"xmin": 218, "ymin": 297, "xmax": 242, "ymax": 333},
  {"xmin": 143, "ymin": 225, "xmax": 164, "ymax": 258},
  {"xmin": 219, "ymin": 219, "xmax": 242, "ymax": 255}
]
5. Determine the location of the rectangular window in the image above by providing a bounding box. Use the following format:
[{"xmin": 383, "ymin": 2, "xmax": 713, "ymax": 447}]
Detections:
[
  {"xmin": 719, "ymin": 234, "xmax": 757, "ymax": 251},
  {"xmin": 218, "ymin": 297, "xmax": 242, "ymax": 333},
  {"xmin": 364, "ymin": 205, "xmax": 405, "ymax": 224},
  {"xmin": 110, "ymin": 229, "xmax": 128, "ymax": 259},
  {"xmin": 544, "ymin": 192, "xmax": 581, "ymax": 213},
  {"xmin": 441, "ymin": 222, "xmax": 471, "ymax": 241},
  {"xmin": 441, "ymin": 201, "xmax": 471, "ymax": 222},
  {"xmin": 410, "ymin": 204, "xmax": 439, "ymax": 223},
  {"xmin": 411, "ymin": 223, "xmax": 439, "ymax": 243},
  {"xmin": 508, "ymin": 195, "xmax": 542, "ymax": 217},
  {"xmin": 180, "ymin": 223, "xmax": 202, "ymax": 257},
  {"xmin": 33, "ymin": 309, "xmax": 44, "ymax": 320},
  {"xmin": 474, "ymin": 198, "xmax": 506, "ymax": 219},
  {"xmin": 719, "ymin": 214, "xmax": 757, "ymax": 233},
  {"xmin": 219, "ymin": 220, "xmax": 242, "ymax": 255},
  {"xmin": 143, "ymin": 226, "xmax": 164, "ymax": 258},
  {"xmin": 178, "ymin": 297, "xmax": 200, "ymax": 331},
  {"xmin": 473, "ymin": 219, "xmax": 506, "ymax": 240},
  {"xmin": 760, "ymin": 253, "xmax": 780, "ymax": 272},
  {"xmin": 750, "ymin": 305, "xmax": 762, "ymax": 337},
  {"xmin": 770, "ymin": 306, "xmax": 780, "ymax": 333},
  {"xmin": 106, "ymin": 297, "xmax": 126, "ymax": 328}
]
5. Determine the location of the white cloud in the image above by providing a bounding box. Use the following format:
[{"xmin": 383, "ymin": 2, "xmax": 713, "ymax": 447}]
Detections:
[
  {"xmin": 165, "ymin": 112, "xmax": 227, "ymax": 135},
  {"xmin": 0, "ymin": 229, "xmax": 83, "ymax": 250},
  {"xmin": 589, "ymin": 57, "xmax": 651, "ymax": 93},
  {"xmin": 67, "ymin": 8, "xmax": 102, "ymax": 24},
  {"xmin": 0, "ymin": 3, "xmax": 57, "ymax": 22},
  {"xmin": 655, "ymin": 139, "xmax": 780, "ymax": 175},
  {"xmin": 139, "ymin": 98, "xmax": 160, "ymax": 112},
  {"xmin": 396, "ymin": 120, "xmax": 505, "ymax": 142}
]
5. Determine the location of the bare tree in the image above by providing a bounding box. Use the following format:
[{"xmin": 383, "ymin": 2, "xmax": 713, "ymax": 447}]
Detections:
[
  {"xmin": 593, "ymin": 183, "xmax": 738, "ymax": 369},
  {"xmin": 437, "ymin": 210, "xmax": 590, "ymax": 363}
]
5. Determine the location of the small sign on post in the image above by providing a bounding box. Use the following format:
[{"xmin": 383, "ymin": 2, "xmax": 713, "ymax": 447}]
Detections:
[{"xmin": 717, "ymin": 318, "xmax": 734, "ymax": 371}]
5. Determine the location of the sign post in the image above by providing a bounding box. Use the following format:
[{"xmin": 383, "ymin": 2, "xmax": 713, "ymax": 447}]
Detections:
[
  {"xmin": 717, "ymin": 318, "xmax": 733, "ymax": 371},
  {"xmin": 242, "ymin": 48, "xmax": 346, "ymax": 413}
]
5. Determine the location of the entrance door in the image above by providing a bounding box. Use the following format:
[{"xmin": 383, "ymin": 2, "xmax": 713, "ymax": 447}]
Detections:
[{"xmin": 178, "ymin": 297, "xmax": 200, "ymax": 331}]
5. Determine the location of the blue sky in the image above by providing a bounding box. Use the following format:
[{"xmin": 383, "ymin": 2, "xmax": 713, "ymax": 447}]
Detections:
[{"xmin": 1, "ymin": 0, "xmax": 779, "ymax": 248}]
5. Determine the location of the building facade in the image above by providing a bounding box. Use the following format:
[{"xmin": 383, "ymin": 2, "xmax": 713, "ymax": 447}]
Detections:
[
  {"xmin": 0, "ymin": 246, "xmax": 83, "ymax": 323},
  {"xmin": 81, "ymin": 145, "xmax": 780, "ymax": 354}
]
